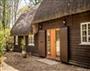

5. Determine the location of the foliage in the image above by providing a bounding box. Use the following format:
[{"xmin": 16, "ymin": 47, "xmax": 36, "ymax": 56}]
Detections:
[
  {"xmin": 0, "ymin": 28, "xmax": 12, "ymax": 57},
  {"xmin": 0, "ymin": 0, "xmax": 20, "ymax": 28},
  {"xmin": 5, "ymin": 29, "xmax": 14, "ymax": 51},
  {"xmin": 0, "ymin": 30, "xmax": 5, "ymax": 57},
  {"xmin": 0, "ymin": 0, "xmax": 19, "ymax": 56},
  {"xmin": 0, "ymin": 22, "xmax": 3, "ymax": 30},
  {"xmin": 0, "ymin": 0, "xmax": 42, "ymax": 56},
  {"xmin": 20, "ymin": 37, "xmax": 27, "ymax": 58},
  {"xmin": 21, "ymin": 38, "xmax": 25, "ymax": 50},
  {"xmin": 18, "ymin": 5, "xmax": 31, "ymax": 14}
]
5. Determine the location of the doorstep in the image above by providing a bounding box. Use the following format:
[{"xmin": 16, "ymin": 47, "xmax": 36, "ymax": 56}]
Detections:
[{"xmin": 34, "ymin": 57, "xmax": 59, "ymax": 65}]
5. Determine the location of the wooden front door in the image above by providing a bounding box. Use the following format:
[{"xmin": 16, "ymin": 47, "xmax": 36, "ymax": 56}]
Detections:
[
  {"xmin": 47, "ymin": 29, "xmax": 60, "ymax": 60},
  {"xmin": 38, "ymin": 30, "xmax": 46, "ymax": 57},
  {"xmin": 50, "ymin": 29, "xmax": 56, "ymax": 58}
]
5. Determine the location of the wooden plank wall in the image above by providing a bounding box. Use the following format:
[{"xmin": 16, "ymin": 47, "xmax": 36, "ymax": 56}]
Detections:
[
  {"xmin": 66, "ymin": 11, "xmax": 90, "ymax": 68},
  {"xmin": 39, "ymin": 11, "xmax": 90, "ymax": 68}
]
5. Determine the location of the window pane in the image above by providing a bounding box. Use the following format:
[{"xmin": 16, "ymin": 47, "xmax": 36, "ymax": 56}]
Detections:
[
  {"xmin": 82, "ymin": 24, "xmax": 86, "ymax": 30},
  {"xmin": 88, "ymin": 24, "xmax": 90, "ymax": 42},
  {"xmin": 32, "ymin": 35, "xmax": 34, "ymax": 43},
  {"xmin": 47, "ymin": 30, "xmax": 51, "ymax": 55},
  {"xmin": 82, "ymin": 37, "xmax": 87, "ymax": 42},
  {"xmin": 82, "ymin": 31, "xmax": 87, "ymax": 35},
  {"xmin": 28, "ymin": 34, "xmax": 34, "ymax": 45},
  {"xmin": 88, "ymin": 37, "xmax": 90, "ymax": 42},
  {"xmin": 88, "ymin": 30, "xmax": 90, "ymax": 35},
  {"xmin": 82, "ymin": 30, "xmax": 87, "ymax": 42},
  {"xmin": 56, "ymin": 30, "xmax": 60, "ymax": 41},
  {"xmin": 15, "ymin": 36, "xmax": 18, "ymax": 45},
  {"xmin": 88, "ymin": 24, "xmax": 90, "ymax": 35},
  {"xmin": 88, "ymin": 24, "xmax": 90, "ymax": 30}
]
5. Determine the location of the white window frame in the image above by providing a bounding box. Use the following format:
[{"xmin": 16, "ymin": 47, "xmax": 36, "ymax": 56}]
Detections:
[
  {"xmin": 80, "ymin": 22, "xmax": 90, "ymax": 45},
  {"xmin": 28, "ymin": 34, "xmax": 35, "ymax": 46},
  {"xmin": 15, "ymin": 36, "xmax": 18, "ymax": 45}
]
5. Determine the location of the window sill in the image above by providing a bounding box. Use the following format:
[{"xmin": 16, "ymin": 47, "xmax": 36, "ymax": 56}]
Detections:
[
  {"xmin": 79, "ymin": 43, "xmax": 90, "ymax": 45},
  {"xmin": 15, "ymin": 44, "xmax": 18, "ymax": 45},
  {"xmin": 28, "ymin": 44, "xmax": 35, "ymax": 46}
]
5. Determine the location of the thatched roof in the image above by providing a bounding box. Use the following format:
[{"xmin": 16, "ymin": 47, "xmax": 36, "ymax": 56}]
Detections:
[
  {"xmin": 11, "ymin": 6, "xmax": 39, "ymax": 36},
  {"xmin": 32, "ymin": 0, "xmax": 90, "ymax": 23}
]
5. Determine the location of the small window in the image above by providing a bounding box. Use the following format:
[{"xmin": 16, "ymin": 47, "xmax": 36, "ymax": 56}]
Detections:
[
  {"xmin": 28, "ymin": 33, "xmax": 34, "ymax": 46},
  {"xmin": 15, "ymin": 36, "xmax": 18, "ymax": 45},
  {"xmin": 81, "ymin": 22, "xmax": 90, "ymax": 44}
]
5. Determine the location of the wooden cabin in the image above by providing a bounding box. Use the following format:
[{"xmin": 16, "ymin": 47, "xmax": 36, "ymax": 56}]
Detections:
[
  {"xmin": 32, "ymin": 0, "xmax": 90, "ymax": 68},
  {"xmin": 11, "ymin": 9, "xmax": 37, "ymax": 52},
  {"xmin": 11, "ymin": 0, "xmax": 90, "ymax": 68}
]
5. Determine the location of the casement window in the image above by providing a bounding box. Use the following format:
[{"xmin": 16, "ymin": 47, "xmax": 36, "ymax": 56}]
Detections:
[
  {"xmin": 15, "ymin": 36, "xmax": 18, "ymax": 45},
  {"xmin": 81, "ymin": 22, "xmax": 90, "ymax": 44},
  {"xmin": 28, "ymin": 34, "xmax": 34, "ymax": 46}
]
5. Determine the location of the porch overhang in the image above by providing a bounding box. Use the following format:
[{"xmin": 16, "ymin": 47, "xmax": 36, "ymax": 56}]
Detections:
[
  {"xmin": 11, "ymin": 12, "xmax": 33, "ymax": 36},
  {"xmin": 11, "ymin": 6, "xmax": 39, "ymax": 36},
  {"xmin": 11, "ymin": 24, "xmax": 32, "ymax": 36}
]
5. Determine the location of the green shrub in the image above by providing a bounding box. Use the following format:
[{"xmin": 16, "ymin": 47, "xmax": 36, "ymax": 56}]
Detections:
[
  {"xmin": 21, "ymin": 38, "xmax": 25, "ymax": 50},
  {"xmin": 0, "ymin": 30, "xmax": 5, "ymax": 57},
  {"xmin": 5, "ymin": 36, "xmax": 14, "ymax": 51},
  {"xmin": 0, "ymin": 29, "xmax": 11, "ymax": 57}
]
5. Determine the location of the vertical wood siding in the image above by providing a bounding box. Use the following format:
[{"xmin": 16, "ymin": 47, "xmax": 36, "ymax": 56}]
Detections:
[
  {"xmin": 37, "ymin": 11, "xmax": 90, "ymax": 68},
  {"xmin": 66, "ymin": 11, "xmax": 90, "ymax": 68},
  {"xmin": 13, "ymin": 11, "xmax": 90, "ymax": 68}
]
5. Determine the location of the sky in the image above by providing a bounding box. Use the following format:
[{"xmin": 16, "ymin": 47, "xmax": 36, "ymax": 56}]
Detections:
[{"xmin": 18, "ymin": 0, "xmax": 30, "ymax": 9}]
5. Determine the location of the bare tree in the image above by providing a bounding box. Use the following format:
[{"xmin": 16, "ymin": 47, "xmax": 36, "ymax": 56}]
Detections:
[
  {"xmin": 9, "ymin": 0, "xmax": 20, "ymax": 28},
  {"xmin": 0, "ymin": 0, "xmax": 20, "ymax": 28}
]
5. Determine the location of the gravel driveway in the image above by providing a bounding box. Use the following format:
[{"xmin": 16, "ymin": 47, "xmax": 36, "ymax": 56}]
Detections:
[{"xmin": 3, "ymin": 52, "xmax": 90, "ymax": 71}]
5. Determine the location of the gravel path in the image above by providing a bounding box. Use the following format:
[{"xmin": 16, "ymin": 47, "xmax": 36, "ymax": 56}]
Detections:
[
  {"xmin": 0, "ymin": 62, "xmax": 19, "ymax": 71},
  {"xmin": 3, "ymin": 52, "xmax": 90, "ymax": 71}
]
